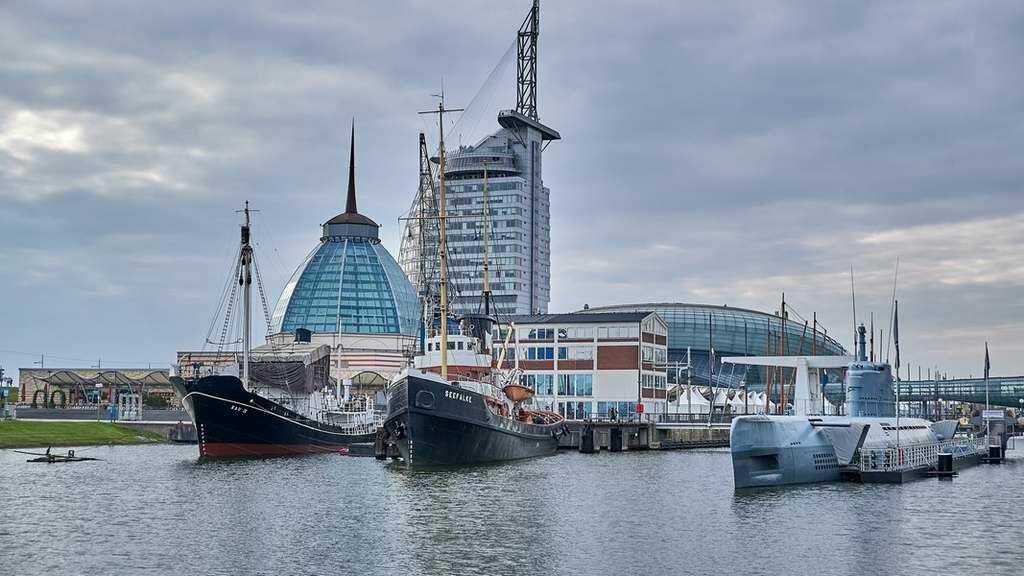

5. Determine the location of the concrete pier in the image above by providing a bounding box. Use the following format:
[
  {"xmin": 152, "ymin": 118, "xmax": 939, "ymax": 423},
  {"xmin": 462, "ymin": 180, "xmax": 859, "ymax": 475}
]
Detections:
[{"xmin": 561, "ymin": 420, "xmax": 730, "ymax": 451}]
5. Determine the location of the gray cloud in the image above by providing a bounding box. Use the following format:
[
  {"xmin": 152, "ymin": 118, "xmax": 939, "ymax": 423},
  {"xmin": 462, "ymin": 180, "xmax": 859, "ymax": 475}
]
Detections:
[{"xmin": 1, "ymin": 1, "xmax": 1021, "ymax": 378}]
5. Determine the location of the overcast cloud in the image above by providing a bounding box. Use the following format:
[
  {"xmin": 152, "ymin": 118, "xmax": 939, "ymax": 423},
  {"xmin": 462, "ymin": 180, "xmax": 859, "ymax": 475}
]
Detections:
[{"xmin": 1, "ymin": 0, "xmax": 1022, "ymax": 380}]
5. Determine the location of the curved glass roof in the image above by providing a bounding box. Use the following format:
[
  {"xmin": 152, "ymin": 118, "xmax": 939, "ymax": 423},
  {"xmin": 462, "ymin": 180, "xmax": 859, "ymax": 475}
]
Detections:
[
  {"xmin": 270, "ymin": 125, "xmax": 420, "ymax": 337},
  {"xmin": 584, "ymin": 303, "xmax": 848, "ymax": 389},
  {"xmin": 270, "ymin": 237, "xmax": 419, "ymax": 336},
  {"xmin": 584, "ymin": 303, "xmax": 847, "ymax": 356}
]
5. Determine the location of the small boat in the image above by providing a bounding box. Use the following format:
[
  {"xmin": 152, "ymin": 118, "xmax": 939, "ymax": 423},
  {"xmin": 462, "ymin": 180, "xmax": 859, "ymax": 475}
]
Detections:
[{"xmin": 17, "ymin": 448, "xmax": 99, "ymax": 463}]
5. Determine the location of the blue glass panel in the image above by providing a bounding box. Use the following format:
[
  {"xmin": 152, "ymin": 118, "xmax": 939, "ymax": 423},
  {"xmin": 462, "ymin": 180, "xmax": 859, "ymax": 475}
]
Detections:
[{"xmin": 273, "ymin": 238, "xmax": 420, "ymax": 337}]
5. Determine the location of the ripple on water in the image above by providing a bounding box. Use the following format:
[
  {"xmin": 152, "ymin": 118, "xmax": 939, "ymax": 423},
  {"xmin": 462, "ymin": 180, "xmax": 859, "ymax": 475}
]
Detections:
[{"xmin": 1, "ymin": 445, "xmax": 1021, "ymax": 576}]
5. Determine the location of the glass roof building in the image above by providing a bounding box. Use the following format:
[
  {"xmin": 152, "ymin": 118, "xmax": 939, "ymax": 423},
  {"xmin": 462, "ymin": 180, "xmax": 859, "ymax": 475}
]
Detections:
[
  {"xmin": 582, "ymin": 303, "xmax": 848, "ymax": 389},
  {"xmin": 269, "ymin": 129, "xmax": 419, "ymax": 338}
]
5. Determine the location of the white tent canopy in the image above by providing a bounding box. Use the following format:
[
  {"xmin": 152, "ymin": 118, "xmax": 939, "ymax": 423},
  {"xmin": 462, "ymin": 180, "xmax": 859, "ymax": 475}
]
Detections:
[
  {"xmin": 728, "ymin": 390, "xmax": 750, "ymax": 414},
  {"xmin": 673, "ymin": 385, "xmax": 711, "ymax": 414},
  {"xmin": 722, "ymin": 355, "xmax": 854, "ymax": 416},
  {"xmin": 711, "ymin": 388, "xmax": 733, "ymax": 412}
]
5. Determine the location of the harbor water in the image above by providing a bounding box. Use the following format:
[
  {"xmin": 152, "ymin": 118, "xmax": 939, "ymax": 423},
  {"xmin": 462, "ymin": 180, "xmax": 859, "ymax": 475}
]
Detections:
[{"xmin": 1, "ymin": 445, "xmax": 1020, "ymax": 576}]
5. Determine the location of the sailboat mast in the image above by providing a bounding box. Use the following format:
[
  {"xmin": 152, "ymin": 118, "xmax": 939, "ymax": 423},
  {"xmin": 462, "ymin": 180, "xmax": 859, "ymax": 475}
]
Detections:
[
  {"xmin": 437, "ymin": 102, "xmax": 450, "ymax": 380},
  {"xmin": 418, "ymin": 133, "xmax": 429, "ymax": 348},
  {"xmin": 482, "ymin": 160, "xmax": 491, "ymax": 317},
  {"xmin": 240, "ymin": 201, "xmax": 253, "ymax": 389},
  {"xmin": 418, "ymin": 97, "xmax": 462, "ymax": 381},
  {"xmin": 780, "ymin": 292, "xmax": 787, "ymax": 413}
]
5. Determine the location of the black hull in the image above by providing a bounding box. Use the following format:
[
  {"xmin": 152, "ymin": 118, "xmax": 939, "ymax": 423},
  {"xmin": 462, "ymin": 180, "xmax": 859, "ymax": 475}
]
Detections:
[
  {"xmin": 381, "ymin": 374, "xmax": 562, "ymax": 466},
  {"xmin": 174, "ymin": 375, "xmax": 374, "ymax": 458}
]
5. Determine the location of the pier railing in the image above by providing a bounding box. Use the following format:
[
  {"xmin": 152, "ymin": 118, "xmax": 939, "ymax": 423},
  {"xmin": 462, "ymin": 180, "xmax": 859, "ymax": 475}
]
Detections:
[
  {"xmin": 656, "ymin": 413, "xmax": 736, "ymax": 425},
  {"xmin": 855, "ymin": 437, "xmax": 985, "ymax": 473},
  {"xmin": 574, "ymin": 413, "xmax": 735, "ymax": 425}
]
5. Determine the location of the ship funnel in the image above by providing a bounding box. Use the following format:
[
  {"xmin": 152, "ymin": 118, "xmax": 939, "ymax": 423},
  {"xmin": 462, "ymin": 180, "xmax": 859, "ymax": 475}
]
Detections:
[{"xmin": 460, "ymin": 314, "xmax": 495, "ymax": 355}]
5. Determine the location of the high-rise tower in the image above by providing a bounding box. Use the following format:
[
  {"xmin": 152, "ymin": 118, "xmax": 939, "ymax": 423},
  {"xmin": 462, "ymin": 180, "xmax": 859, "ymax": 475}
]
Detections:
[{"xmin": 400, "ymin": 0, "xmax": 560, "ymax": 317}]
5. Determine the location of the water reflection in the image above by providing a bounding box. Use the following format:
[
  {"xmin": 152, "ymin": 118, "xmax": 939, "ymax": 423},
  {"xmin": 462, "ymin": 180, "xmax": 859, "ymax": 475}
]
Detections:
[{"xmin": 1, "ymin": 445, "xmax": 1021, "ymax": 576}]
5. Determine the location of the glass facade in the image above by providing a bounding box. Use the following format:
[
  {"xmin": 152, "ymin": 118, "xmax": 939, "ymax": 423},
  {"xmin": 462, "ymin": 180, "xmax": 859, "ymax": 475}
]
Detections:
[
  {"xmin": 584, "ymin": 303, "xmax": 848, "ymax": 389},
  {"xmin": 400, "ymin": 122, "xmax": 553, "ymax": 317},
  {"xmin": 270, "ymin": 238, "xmax": 420, "ymax": 336}
]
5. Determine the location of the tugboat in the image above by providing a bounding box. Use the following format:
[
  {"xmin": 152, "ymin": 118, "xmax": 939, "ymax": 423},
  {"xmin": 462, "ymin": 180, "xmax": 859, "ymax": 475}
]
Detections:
[
  {"xmin": 381, "ymin": 318, "xmax": 565, "ymax": 466},
  {"xmin": 172, "ymin": 201, "xmax": 379, "ymax": 458},
  {"xmin": 377, "ymin": 98, "xmax": 565, "ymax": 466}
]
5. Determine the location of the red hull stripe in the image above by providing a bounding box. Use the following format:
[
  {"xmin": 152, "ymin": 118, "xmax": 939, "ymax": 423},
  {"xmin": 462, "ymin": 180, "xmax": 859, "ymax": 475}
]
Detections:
[{"xmin": 201, "ymin": 442, "xmax": 344, "ymax": 458}]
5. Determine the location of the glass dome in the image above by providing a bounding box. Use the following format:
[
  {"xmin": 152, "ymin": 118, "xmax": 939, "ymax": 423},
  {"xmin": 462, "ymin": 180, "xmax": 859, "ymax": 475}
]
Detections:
[
  {"xmin": 269, "ymin": 125, "xmax": 421, "ymax": 337},
  {"xmin": 270, "ymin": 238, "xmax": 420, "ymax": 336}
]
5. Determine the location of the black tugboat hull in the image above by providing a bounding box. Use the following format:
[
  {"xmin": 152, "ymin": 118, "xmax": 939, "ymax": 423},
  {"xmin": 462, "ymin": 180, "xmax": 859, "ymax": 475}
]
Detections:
[
  {"xmin": 175, "ymin": 375, "xmax": 374, "ymax": 458},
  {"xmin": 382, "ymin": 374, "xmax": 560, "ymax": 466}
]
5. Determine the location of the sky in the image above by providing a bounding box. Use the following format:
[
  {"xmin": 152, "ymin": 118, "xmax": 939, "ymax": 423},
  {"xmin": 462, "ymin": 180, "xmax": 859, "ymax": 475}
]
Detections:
[{"xmin": 1, "ymin": 0, "xmax": 1022, "ymax": 383}]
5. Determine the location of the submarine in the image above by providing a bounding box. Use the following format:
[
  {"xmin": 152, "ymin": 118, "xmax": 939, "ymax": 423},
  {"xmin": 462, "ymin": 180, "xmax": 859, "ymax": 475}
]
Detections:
[{"xmin": 727, "ymin": 324, "xmax": 965, "ymax": 488}]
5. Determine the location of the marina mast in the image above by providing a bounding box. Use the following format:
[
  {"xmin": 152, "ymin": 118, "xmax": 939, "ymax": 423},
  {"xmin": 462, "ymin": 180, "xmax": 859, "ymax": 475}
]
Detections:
[
  {"xmin": 419, "ymin": 97, "xmax": 463, "ymax": 380},
  {"xmin": 239, "ymin": 202, "xmax": 253, "ymax": 389},
  {"xmin": 482, "ymin": 160, "xmax": 491, "ymax": 316}
]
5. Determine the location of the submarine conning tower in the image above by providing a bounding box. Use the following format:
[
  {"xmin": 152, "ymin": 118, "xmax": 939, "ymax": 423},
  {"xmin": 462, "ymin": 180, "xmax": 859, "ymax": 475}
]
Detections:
[{"xmin": 845, "ymin": 323, "xmax": 895, "ymax": 417}]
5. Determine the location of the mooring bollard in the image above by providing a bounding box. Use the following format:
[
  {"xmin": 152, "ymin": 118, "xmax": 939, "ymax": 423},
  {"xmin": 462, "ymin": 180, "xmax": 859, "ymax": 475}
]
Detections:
[
  {"xmin": 579, "ymin": 427, "xmax": 597, "ymax": 453},
  {"xmin": 937, "ymin": 452, "xmax": 953, "ymax": 474},
  {"xmin": 609, "ymin": 427, "xmax": 623, "ymax": 452}
]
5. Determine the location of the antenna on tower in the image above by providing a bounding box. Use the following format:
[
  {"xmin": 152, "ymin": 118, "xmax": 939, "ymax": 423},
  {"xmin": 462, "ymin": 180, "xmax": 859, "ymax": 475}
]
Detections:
[{"xmin": 516, "ymin": 0, "xmax": 540, "ymax": 120}]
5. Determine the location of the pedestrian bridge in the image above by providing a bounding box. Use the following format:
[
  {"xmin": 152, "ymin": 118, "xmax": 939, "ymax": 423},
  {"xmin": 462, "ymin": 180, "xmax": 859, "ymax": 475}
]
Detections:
[{"xmin": 896, "ymin": 376, "xmax": 1024, "ymax": 408}]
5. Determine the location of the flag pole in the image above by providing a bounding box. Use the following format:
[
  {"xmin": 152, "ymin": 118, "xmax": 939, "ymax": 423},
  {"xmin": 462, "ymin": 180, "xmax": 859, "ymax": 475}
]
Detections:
[{"xmin": 985, "ymin": 342, "xmax": 991, "ymax": 447}]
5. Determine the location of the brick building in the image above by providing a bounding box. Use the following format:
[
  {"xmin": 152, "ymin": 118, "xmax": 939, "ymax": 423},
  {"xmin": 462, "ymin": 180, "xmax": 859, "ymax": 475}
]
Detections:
[{"xmin": 495, "ymin": 312, "xmax": 669, "ymax": 420}]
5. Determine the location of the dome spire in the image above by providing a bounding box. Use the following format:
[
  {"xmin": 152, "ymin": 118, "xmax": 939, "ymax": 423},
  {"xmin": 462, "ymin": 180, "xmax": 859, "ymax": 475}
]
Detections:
[
  {"xmin": 345, "ymin": 119, "xmax": 357, "ymax": 214},
  {"xmin": 322, "ymin": 119, "xmax": 379, "ymax": 242}
]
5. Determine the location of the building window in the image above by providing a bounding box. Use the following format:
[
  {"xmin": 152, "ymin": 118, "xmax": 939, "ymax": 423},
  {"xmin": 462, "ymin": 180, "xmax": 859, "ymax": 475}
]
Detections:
[
  {"xmin": 568, "ymin": 347, "xmax": 593, "ymax": 360},
  {"xmin": 524, "ymin": 328, "xmax": 554, "ymax": 340},
  {"xmin": 570, "ymin": 327, "xmax": 594, "ymax": 339},
  {"xmin": 558, "ymin": 401, "xmax": 593, "ymax": 420},
  {"xmin": 521, "ymin": 373, "xmax": 554, "ymax": 395},
  {"xmin": 557, "ymin": 373, "xmax": 593, "ymax": 396},
  {"xmin": 524, "ymin": 346, "xmax": 554, "ymax": 360}
]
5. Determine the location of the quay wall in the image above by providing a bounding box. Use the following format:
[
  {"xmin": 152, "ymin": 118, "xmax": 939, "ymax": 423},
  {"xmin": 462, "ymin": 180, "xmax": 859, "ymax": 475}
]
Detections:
[{"xmin": 561, "ymin": 421, "xmax": 730, "ymax": 450}]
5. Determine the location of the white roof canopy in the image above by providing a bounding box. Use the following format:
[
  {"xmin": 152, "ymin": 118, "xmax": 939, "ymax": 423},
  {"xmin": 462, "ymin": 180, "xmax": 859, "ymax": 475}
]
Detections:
[
  {"xmin": 721, "ymin": 355, "xmax": 854, "ymax": 416},
  {"xmin": 721, "ymin": 355, "xmax": 855, "ymax": 369}
]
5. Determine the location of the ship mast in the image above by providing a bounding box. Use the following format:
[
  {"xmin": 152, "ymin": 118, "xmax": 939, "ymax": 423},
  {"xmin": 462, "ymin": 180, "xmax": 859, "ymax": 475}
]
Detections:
[
  {"xmin": 240, "ymin": 201, "xmax": 253, "ymax": 389},
  {"xmin": 482, "ymin": 160, "xmax": 491, "ymax": 316},
  {"xmin": 780, "ymin": 292, "xmax": 787, "ymax": 414},
  {"xmin": 419, "ymin": 97, "xmax": 463, "ymax": 380}
]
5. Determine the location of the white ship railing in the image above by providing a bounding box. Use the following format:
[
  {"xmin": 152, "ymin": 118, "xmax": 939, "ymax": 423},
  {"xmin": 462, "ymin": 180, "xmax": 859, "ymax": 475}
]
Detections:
[
  {"xmin": 321, "ymin": 409, "xmax": 386, "ymax": 435},
  {"xmin": 855, "ymin": 437, "xmax": 985, "ymax": 472}
]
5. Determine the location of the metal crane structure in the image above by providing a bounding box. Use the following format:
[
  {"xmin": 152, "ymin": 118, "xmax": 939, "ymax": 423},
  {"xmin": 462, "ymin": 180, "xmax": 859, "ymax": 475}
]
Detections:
[
  {"xmin": 398, "ymin": 133, "xmax": 445, "ymax": 351},
  {"xmin": 516, "ymin": 0, "xmax": 540, "ymax": 120}
]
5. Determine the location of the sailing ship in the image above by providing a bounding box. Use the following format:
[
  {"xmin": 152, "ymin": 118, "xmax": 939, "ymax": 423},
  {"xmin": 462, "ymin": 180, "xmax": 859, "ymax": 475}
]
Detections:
[
  {"xmin": 377, "ymin": 99, "xmax": 566, "ymax": 466},
  {"xmin": 172, "ymin": 203, "xmax": 379, "ymax": 458}
]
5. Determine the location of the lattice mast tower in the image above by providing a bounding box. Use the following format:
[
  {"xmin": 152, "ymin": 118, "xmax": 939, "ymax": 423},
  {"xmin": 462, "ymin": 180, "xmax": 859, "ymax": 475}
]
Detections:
[{"xmin": 517, "ymin": 0, "xmax": 540, "ymax": 120}]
